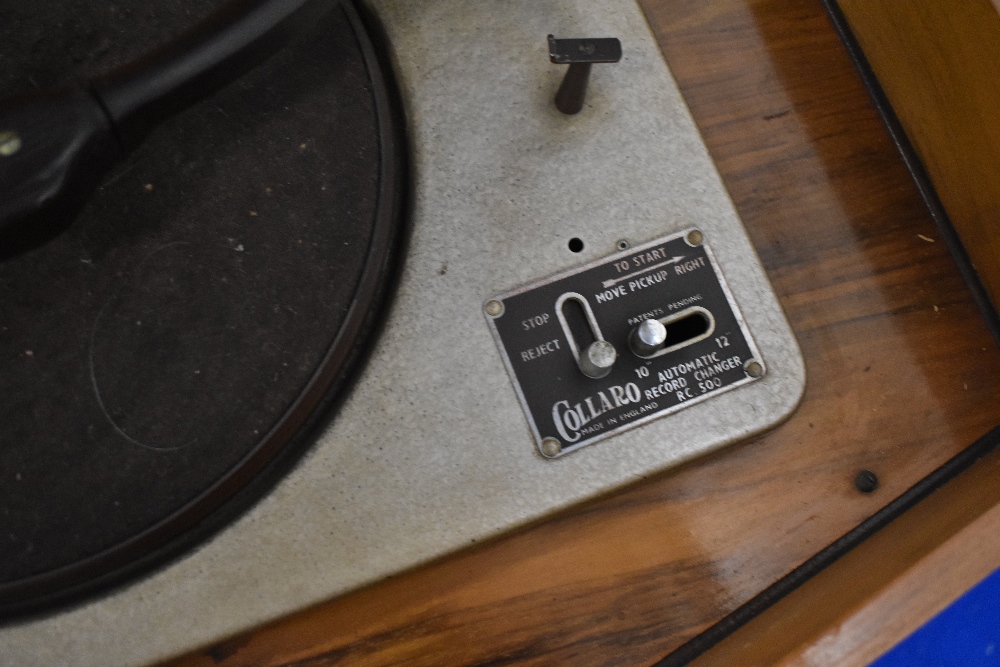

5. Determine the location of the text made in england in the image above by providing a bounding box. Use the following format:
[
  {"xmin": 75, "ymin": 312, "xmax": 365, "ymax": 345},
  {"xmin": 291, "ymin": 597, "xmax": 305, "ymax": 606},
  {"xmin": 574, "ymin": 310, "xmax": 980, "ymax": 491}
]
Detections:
[{"xmin": 552, "ymin": 382, "xmax": 642, "ymax": 443}]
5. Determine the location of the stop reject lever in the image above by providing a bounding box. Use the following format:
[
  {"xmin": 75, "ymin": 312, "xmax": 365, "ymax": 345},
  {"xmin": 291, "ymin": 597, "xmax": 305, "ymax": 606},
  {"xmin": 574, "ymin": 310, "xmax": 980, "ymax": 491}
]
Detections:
[{"xmin": 555, "ymin": 292, "xmax": 618, "ymax": 379}]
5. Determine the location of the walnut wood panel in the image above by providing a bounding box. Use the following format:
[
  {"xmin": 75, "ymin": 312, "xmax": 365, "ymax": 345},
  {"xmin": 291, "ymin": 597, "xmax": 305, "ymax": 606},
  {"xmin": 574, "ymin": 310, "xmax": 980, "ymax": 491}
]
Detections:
[
  {"xmin": 837, "ymin": 0, "xmax": 1000, "ymax": 312},
  {"xmin": 161, "ymin": 1, "xmax": 1000, "ymax": 665},
  {"xmin": 689, "ymin": 443, "xmax": 1000, "ymax": 667}
]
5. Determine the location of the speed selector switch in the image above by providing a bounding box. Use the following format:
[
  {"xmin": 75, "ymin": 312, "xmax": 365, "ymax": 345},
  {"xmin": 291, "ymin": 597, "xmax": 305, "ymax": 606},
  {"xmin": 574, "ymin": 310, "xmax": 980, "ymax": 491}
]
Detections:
[
  {"xmin": 629, "ymin": 318, "xmax": 667, "ymax": 357},
  {"xmin": 555, "ymin": 292, "xmax": 617, "ymax": 378}
]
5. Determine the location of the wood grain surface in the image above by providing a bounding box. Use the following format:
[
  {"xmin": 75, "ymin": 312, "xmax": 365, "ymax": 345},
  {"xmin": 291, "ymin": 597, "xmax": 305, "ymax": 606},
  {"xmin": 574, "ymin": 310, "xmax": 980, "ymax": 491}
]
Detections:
[
  {"xmin": 162, "ymin": 0, "xmax": 1000, "ymax": 665},
  {"xmin": 837, "ymin": 0, "xmax": 1000, "ymax": 313},
  {"xmin": 689, "ymin": 440, "xmax": 1000, "ymax": 667}
]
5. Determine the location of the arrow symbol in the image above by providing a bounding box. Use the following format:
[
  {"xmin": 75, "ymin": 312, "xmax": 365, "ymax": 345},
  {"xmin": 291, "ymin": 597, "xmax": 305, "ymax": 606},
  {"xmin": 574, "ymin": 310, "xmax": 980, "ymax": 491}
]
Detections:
[{"xmin": 602, "ymin": 256, "xmax": 685, "ymax": 288}]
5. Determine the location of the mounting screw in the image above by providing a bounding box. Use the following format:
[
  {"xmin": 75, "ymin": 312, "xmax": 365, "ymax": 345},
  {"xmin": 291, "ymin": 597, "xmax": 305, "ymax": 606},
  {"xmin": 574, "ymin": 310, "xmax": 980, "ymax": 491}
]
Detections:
[
  {"xmin": 485, "ymin": 300, "xmax": 504, "ymax": 317},
  {"xmin": 616, "ymin": 239, "xmax": 630, "ymax": 251},
  {"xmin": 541, "ymin": 437, "xmax": 562, "ymax": 457},
  {"xmin": 855, "ymin": 469, "xmax": 879, "ymax": 493},
  {"xmin": 548, "ymin": 35, "xmax": 622, "ymax": 115},
  {"xmin": 744, "ymin": 360, "xmax": 764, "ymax": 378},
  {"xmin": 686, "ymin": 229, "xmax": 704, "ymax": 247},
  {"xmin": 0, "ymin": 131, "xmax": 21, "ymax": 157}
]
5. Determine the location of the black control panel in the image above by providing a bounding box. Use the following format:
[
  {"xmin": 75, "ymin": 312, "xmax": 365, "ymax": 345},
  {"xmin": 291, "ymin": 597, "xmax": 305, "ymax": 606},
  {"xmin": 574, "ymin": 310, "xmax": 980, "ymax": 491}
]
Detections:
[{"xmin": 485, "ymin": 229, "xmax": 764, "ymax": 458}]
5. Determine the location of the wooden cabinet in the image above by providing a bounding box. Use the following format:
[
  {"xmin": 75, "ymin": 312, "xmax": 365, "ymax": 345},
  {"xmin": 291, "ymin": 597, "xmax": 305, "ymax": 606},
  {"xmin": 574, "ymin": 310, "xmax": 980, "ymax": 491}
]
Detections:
[{"xmin": 839, "ymin": 0, "xmax": 1000, "ymax": 313}]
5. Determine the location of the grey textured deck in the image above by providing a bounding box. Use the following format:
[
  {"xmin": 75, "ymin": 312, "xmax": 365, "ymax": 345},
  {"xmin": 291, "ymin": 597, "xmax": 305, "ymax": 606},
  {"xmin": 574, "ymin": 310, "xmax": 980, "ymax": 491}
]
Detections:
[{"xmin": 1, "ymin": 2, "xmax": 803, "ymax": 664}]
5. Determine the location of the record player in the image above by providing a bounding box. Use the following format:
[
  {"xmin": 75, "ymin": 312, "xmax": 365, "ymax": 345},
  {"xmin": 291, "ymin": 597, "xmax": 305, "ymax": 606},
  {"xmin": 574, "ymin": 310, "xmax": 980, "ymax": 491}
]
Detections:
[{"xmin": 0, "ymin": 0, "xmax": 803, "ymax": 663}]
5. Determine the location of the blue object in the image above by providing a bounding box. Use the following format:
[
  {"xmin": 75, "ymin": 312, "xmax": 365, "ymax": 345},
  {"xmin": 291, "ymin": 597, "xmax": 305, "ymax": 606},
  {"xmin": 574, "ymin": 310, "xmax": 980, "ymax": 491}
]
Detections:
[{"xmin": 872, "ymin": 565, "xmax": 1000, "ymax": 666}]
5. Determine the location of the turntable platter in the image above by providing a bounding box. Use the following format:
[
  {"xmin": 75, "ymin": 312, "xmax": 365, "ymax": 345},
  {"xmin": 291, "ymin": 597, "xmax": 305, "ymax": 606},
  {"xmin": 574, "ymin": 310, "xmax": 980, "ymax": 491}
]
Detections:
[{"xmin": 0, "ymin": 0, "xmax": 405, "ymax": 616}]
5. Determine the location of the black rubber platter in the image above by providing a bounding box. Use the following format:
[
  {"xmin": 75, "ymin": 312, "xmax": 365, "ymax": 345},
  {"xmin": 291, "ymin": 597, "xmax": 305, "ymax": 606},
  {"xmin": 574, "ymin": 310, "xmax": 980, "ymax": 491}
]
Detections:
[{"xmin": 0, "ymin": 0, "xmax": 405, "ymax": 617}]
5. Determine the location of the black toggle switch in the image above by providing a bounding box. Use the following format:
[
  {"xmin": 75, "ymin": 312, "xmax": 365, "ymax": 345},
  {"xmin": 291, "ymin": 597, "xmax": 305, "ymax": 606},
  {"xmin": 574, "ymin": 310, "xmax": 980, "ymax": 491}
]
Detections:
[{"xmin": 547, "ymin": 35, "xmax": 622, "ymax": 115}]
